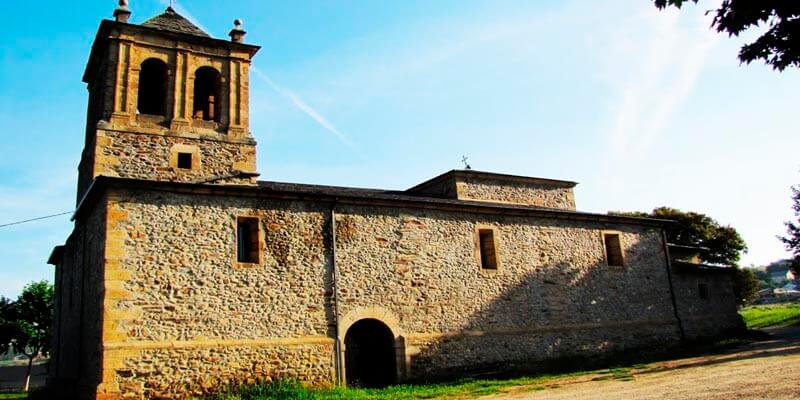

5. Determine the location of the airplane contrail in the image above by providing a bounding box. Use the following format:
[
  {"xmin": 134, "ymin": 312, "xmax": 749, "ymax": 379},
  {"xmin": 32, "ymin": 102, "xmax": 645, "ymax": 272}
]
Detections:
[{"xmin": 156, "ymin": 0, "xmax": 364, "ymax": 157}]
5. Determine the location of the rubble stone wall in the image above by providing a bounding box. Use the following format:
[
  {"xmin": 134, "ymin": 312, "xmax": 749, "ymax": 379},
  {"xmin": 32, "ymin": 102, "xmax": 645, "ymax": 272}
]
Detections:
[
  {"xmin": 92, "ymin": 189, "xmax": 686, "ymax": 398},
  {"xmin": 92, "ymin": 129, "xmax": 256, "ymax": 185},
  {"xmin": 671, "ymin": 267, "xmax": 745, "ymax": 340},
  {"xmin": 457, "ymin": 177, "xmax": 576, "ymax": 210},
  {"xmin": 334, "ymin": 204, "xmax": 677, "ymax": 377}
]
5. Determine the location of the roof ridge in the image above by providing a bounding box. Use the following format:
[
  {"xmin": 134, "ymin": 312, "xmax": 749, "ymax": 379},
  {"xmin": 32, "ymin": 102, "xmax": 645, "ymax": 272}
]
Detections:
[{"xmin": 141, "ymin": 6, "xmax": 210, "ymax": 38}]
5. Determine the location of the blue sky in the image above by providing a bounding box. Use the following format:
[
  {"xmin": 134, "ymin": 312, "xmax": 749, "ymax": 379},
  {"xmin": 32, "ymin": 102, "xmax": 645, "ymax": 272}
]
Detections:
[{"xmin": 0, "ymin": 0, "xmax": 798, "ymax": 298}]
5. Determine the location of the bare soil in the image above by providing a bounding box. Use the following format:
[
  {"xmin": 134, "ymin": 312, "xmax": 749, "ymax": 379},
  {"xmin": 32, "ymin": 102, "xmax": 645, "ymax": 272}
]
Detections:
[{"xmin": 484, "ymin": 327, "xmax": 800, "ymax": 400}]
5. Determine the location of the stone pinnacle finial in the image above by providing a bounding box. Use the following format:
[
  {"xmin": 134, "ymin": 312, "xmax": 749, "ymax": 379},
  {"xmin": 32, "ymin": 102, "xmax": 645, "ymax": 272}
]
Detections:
[
  {"xmin": 229, "ymin": 19, "xmax": 246, "ymax": 43},
  {"xmin": 114, "ymin": 0, "xmax": 132, "ymax": 23}
]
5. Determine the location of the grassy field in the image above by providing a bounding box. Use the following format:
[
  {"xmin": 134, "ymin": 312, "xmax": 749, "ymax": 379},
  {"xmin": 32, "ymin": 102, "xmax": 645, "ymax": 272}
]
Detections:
[
  {"xmin": 0, "ymin": 394, "xmax": 26, "ymax": 399},
  {"xmin": 740, "ymin": 303, "xmax": 800, "ymax": 329}
]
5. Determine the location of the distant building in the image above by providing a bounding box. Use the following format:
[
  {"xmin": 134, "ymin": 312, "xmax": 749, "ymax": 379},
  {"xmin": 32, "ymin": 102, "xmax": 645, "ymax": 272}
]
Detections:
[
  {"xmin": 45, "ymin": 3, "xmax": 744, "ymax": 399},
  {"xmin": 771, "ymin": 269, "xmax": 796, "ymax": 284}
]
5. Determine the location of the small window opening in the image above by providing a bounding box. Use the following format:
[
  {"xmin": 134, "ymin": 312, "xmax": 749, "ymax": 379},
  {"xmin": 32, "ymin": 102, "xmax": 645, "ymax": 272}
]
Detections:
[
  {"xmin": 604, "ymin": 233, "xmax": 624, "ymax": 267},
  {"xmin": 237, "ymin": 217, "xmax": 260, "ymax": 263},
  {"xmin": 193, "ymin": 67, "xmax": 222, "ymax": 122},
  {"xmin": 176, "ymin": 152, "xmax": 192, "ymax": 169},
  {"xmin": 478, "ymin": 229, "xmax": 497, "ymax": 270},
  {"xmin": 698, "ymin": 283, "xmax": 709, "ymax": 299},
  {"xmin": 137, "ymin": 58, "xmax": 168, "ymax": 116}
]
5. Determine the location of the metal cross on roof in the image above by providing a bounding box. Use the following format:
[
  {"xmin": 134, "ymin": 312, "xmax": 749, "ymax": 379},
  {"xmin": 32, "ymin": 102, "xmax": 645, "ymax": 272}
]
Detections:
[{"xmin": 462, "ymin": 156, "xmax": 472, "ymax": 170}]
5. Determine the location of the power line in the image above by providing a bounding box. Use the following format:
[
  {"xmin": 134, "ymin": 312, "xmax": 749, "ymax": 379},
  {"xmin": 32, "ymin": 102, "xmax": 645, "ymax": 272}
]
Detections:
[{"xmin": 0, "ymin": 211, "xmax": 73, "ymax": 229}]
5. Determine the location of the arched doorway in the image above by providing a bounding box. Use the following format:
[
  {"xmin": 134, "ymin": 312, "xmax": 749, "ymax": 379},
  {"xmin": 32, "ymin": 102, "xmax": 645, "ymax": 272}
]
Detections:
[{"xmin": 344, "ymin": 319, "xmax": 396, "ymax": 388}]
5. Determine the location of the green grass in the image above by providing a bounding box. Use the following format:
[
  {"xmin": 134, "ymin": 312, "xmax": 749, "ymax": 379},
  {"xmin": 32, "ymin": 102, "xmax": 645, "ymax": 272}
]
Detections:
[
  {"xmin": 191, "ymin": 325, "xmax": 767, "ymax": 400},
  {"xmin": 740, "ymin": 303, "xmax": 800, "ymax": 329},
  {"xmin": 202, "ymin": 378, "xmax": 536, "ymax": 400},
  {"xmin": 206, "ymin": 340, "xmax": 774, "ymax": 400},
  {"xmin": 0, "ymin": 393, "xmax": 27, "ymax": 399},
  {"xmin": 202, "ymin": 367, "xmax": 645, "ymax": 400}
]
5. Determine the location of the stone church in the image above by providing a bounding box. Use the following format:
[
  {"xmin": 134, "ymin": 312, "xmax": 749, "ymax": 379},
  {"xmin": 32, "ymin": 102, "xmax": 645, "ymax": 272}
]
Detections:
[{"xmin": 46, "ymin": 3, "xmax": 744, "ymax": 399}]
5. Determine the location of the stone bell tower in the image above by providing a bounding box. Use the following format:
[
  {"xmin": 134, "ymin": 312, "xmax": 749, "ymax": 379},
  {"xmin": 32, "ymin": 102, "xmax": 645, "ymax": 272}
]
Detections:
[{"xmin": 77, "ymin": 1, "xmax": 261, "ymax": 203}]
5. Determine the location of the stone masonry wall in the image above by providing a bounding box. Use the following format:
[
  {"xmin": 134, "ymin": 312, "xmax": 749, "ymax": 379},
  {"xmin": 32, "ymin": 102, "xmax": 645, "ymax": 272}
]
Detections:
[
  {"xmin": 98, "ymin": 190, "xmax": 335, "ymax": 399},
  {"xmin": 406, "ymin": 322, "xmax": 674, "ymax": 380},
  {"xmin": 95, "ymin": 188, "xmax": 684, "ymax": 398},
  {"xmin": 93, "ymin": 129, "xmax": 256, "ymax": 185},
  {"xmin": 115, "ymin": 342, "xmax": 333, "ymax": 397},
  {"xmin": 457, "ymin": 177, "xmax": 576, "ymax": 210},
  {"xmin": 334, "ymin": 205, "xmax": 678, "ymax": 377},
  {"xmin": 671, "ymin": 267, "xmax": 744, "ymax": 340},
  {"xmin": 50, "ymin": 198, "xmax": 108, "ymax": 400}
]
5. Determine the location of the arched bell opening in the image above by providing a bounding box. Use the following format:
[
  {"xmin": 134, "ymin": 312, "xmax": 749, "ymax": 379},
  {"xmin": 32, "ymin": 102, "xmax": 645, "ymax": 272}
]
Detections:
[
  {"xmin": 137, "ymin": 58, "xmax": 169, "ymax": 116},
  {"xmin": 193, "ymin": 66, "xmax": 222, "ymax": 122}
]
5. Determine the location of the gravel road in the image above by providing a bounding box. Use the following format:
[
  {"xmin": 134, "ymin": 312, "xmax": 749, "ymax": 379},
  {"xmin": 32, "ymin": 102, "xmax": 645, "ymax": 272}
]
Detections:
[{"xmin": 484, "ymin": 327, "xmax": 800, "ymax": 400}]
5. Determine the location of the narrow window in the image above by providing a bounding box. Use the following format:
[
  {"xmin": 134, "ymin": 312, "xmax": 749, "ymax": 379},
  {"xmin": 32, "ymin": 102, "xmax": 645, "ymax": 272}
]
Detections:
[
  {"xmin": 193, "ymin": 67, "xmax": 222, "ymax": 122},
  {"xmin": 137, "ymin": 58, "xmax": 168, "ymax": 116},
  {"xmin": 236, "ymin": 217, "xmax": 260, "ymax": 263},
  {"xmin": 478, "ymin": 229, "xmax": 497, "ymax": 270},
  {"xmin": 604, "ymin": 233, "xmax": 624, "ymax": 267},
  {"xmin": 176, "ymin": 152, "xmax": 192, "ymax": 169},
  {"xmin": 698, "ymin": 283, "xmax": 709, "ymax": 299}
]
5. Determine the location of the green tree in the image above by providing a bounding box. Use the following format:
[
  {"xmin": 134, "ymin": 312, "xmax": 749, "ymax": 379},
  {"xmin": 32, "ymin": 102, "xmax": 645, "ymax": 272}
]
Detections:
[
  {"xmin": 780, "ymin": 185, "xmax": 800, "ymax": 273},
  {"xmin": 0, "ymin": 281, "xmax": 54, "ymax": 392},
  {"xmin": 731, "ymin": 267, "xmax": 759, "ymax": 305},
  {"xmin": 654, "ymin": 1, "xmax": 800, "ymax": 71},
  {"xmin": 613, "ymin": 207, "xmax": 747, "ymax": 266},
  {"xmin": 612, "ymin": 207, "xmax": 752, "ymax": 304}
]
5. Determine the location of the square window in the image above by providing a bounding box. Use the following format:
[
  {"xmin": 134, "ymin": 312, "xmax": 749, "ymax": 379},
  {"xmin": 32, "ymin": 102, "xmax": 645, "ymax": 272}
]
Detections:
[
  {"xmin": 698, "ymin": 283, "xmax": 709, "ymax": 299},
  {"xmin": 177, "ymin": 152, "xmax": 193, "ymax": 169},
  {"xmin": 604, "ymin": 233, "xmax": 624, "ymax": 267},
  {"xmin": 236, "ymin": 217, "xmax": 260, "ymax": 263},
  {"xmin": 478, "ymin": 229, "xmax": 498, "ymax": 270}
]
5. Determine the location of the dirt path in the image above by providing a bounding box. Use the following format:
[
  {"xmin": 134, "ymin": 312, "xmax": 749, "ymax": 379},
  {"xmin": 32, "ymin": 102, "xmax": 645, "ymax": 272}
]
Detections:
[{"xmin": 484, "ymin": 327, "xmax": 800, "ymax": 400}]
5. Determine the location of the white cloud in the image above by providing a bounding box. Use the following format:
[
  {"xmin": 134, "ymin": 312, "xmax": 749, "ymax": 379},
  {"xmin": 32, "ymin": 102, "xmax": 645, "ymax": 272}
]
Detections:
[
  {"xmin": 601, "ymin": 7, "xmax": 718, "ymax": 170},
  {"xmin": 154, "ymin": 1, "xmax": 365, "ymax": 158}
]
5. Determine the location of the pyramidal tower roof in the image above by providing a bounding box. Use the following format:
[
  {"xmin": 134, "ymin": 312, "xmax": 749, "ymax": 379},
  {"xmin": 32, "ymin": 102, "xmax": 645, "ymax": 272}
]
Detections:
[{"xmin": 141, "ymin": 6, "xmax": 210, "ymax": 37}]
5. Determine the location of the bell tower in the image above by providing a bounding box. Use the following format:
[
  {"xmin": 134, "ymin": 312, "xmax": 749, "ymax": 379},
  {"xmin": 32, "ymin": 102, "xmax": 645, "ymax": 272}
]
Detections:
[{"xmin": 77, "ymin": 1, "xmax": 261, "ymax": 202}]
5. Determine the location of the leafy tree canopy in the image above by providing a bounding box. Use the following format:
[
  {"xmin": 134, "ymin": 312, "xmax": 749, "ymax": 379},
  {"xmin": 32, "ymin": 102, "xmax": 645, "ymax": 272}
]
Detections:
[
  {"xmin": 0, "ymin": 281, "xmax": 53, "ymax": 391},
  {"xmin": 654, "ymin": 1, "xmax": 800, "ymax": 71},
  {"xmin": 613, "ymin": 207, "xmax": 747, "ymax": 266},
  {"xmin": 615, "ymin": 207, "xmax": 753, "ymax": 304},
  {"xmin": 731, "ymin": 267, "xmax": 759, "ymax": 305},
  {"xmin": 0, "ymin": 281, "xmax": 53, "ymax": 356},
  {"xmin": 780, "ymin": 185, "xmax": 800, "ymax": 272}
]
